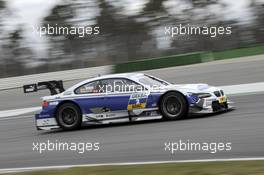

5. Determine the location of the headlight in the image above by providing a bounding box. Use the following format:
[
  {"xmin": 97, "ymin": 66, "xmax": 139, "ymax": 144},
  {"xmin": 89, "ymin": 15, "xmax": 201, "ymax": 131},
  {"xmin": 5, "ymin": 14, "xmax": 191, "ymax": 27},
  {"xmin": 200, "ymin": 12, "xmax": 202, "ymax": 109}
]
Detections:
[{"xmin": 193, "ymin": 93, "xmax": 212, "ymax": 98}]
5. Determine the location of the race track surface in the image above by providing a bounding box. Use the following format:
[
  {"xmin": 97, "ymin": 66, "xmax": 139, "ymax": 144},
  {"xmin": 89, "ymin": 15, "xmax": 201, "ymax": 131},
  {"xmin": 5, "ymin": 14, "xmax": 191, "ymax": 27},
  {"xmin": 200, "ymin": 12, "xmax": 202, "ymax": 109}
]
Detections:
[
  {"xmin": 0, "ymin": 94, "xmax": 264, "ymax": 169},
  {"xmin": 0, "ymin": 55, "xmax": 264, "ymax": 169}
]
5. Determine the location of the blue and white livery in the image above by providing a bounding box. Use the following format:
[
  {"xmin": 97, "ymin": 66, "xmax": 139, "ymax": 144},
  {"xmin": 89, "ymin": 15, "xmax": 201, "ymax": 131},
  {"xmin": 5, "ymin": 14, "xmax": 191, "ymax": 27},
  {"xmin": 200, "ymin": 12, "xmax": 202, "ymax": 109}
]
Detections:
[{"xmin": 26, "ymin": 73, "xmax": 232, "ymax": 130}]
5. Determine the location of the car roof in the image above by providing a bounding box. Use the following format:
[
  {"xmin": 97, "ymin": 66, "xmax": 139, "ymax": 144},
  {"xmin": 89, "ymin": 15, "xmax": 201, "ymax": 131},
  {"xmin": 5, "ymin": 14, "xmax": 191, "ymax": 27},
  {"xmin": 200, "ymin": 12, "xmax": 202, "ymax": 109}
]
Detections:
[
  {"xmin": 89, "ymin": 72, "xmax": 144, "ymax": 81},
  {"xmin": 95, "ymin": 72, "xmax": 143, "ymax": 79},
  {"xmin": 67, "ymin": 72, "xmax": 145, "ymax": 91}
]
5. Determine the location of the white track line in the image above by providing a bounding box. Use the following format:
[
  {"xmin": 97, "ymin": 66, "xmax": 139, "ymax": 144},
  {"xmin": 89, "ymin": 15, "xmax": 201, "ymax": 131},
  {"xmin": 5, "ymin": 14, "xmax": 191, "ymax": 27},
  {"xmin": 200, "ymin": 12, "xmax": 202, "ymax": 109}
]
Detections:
[
  {"xmin": 221, "ymin": 82, "xmax": 264, "ymax": 95},
  {"xmin": 0, "ymin": 115, "xmax": 32, "ymax": 121},
  {"xmin": 1, "ymin": 157, "xmax": 264, "ymax": 174},
  {"xmin": 0, "ymin": 107, "xmax": 41, "ymax": 118}
]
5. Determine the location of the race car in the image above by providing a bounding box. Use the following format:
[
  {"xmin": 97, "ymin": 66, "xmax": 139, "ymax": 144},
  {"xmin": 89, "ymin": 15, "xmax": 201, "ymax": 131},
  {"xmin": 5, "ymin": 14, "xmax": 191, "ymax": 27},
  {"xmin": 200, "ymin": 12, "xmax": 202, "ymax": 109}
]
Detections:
[{"xmin": 23, "ymin": 73, "xmax": 233, "ymax": 131}]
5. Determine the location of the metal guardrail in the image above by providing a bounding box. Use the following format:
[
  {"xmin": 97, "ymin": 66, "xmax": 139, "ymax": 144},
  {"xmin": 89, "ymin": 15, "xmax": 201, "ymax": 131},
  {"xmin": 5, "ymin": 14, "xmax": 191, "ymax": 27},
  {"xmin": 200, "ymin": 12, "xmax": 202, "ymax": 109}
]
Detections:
[{"xmin": 0, "ymin": 65, "xmax": 113, "ymax": 90}]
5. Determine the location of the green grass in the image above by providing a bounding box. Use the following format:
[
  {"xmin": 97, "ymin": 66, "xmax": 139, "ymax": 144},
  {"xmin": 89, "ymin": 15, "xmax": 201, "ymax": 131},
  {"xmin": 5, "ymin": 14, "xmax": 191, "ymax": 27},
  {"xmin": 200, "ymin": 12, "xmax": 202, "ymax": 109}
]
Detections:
[
  {"xmin": 114, "ymin": 44, "xmax": 264, "ymax": 73},
  {"xmin": 212, "ymin": 45, "xmax": 264, "ymax": 60},
  {"xmin": 115, "ymin": 52, "xmax": 203, "ymax": 73},
  {"xmin": 10, "ymin": 160, "xmax": 264, "ymax": 175}
]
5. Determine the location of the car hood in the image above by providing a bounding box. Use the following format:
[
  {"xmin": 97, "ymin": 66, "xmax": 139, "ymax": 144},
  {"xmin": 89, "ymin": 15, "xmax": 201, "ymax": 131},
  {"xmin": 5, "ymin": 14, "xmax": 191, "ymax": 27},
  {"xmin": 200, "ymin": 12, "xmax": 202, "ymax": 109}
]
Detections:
[{"xmin": 158, "ymin": 83, "xmax": 219, "ymax": 94}]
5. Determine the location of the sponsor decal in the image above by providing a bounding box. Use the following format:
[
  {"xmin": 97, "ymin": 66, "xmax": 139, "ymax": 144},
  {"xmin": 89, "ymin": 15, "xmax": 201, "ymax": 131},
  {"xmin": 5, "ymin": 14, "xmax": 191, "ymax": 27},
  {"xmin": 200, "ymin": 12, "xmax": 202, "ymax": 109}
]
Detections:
[
  {"xmin": 151, "ymin": 103, "xmax": 157, "ymax": 107},
  {"xmin": 127, "ymin": 92, "xmax": 148, "ymax": 110},
  {"xmin": 84, "ymin": 111, "xmax": 128, "ymax": 121},
  {"xmin": 90, "ymin": 107, "xmax": 111, "ymax": 114},
  {"xmin": 49, "ymin": 101, "xmax": 59, "ymax": 106},
  {"xmin": 127, "ymin": 103, "xmax": 146, "ymax": 110},
  {"xmin": 147, "ymin": 111, "xmax": 159, "ymax": 116},
  {"xmin": 94, "ymin": 113, "xmax": 116, "ymax": 119},
  {"xmin": 36, "ymin": 118, "xmax": 57, "ymax": 126},
  {"xmin": 219, "ymin": 96, "xmax": 227, "ymax": 103},
  {"xmin": 39, "ymin": 114, "xmax": 50, "ymax": 118},
  {"xmin": 130, "ymin": 92, "xmax": 148, "ymax": 99}
]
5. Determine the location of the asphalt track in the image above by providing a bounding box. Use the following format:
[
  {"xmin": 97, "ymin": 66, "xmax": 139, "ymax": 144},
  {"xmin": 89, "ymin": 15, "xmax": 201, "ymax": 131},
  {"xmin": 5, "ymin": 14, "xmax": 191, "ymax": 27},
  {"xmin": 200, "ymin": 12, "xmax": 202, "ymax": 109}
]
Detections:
[{"xmin": 0, "ymin": 55, "xmax": 264, "ymax": 169}]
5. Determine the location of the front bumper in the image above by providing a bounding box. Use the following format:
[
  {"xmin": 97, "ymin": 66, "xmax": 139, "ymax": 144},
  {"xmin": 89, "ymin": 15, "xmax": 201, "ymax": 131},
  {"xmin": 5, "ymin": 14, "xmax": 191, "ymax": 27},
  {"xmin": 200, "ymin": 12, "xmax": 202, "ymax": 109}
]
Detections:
[
  {"xmin": 189, "ymin": 96, "xmax": 233, "ymax": 114},
  {"xmin": 35, "ymin": 114, "xmax": 60, "ymax": 130}
]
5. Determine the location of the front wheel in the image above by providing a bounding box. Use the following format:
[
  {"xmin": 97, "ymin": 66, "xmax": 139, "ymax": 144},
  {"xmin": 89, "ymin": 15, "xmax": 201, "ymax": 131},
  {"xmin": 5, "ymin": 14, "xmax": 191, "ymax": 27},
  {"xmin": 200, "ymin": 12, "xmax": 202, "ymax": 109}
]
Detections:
[
  {"xmin": 56, "ymin": 103, "xmax": 82, "ymax": 130},
  {"xmin": 160, "ymin": 92, "xmax": 188, "ymax": 120}
]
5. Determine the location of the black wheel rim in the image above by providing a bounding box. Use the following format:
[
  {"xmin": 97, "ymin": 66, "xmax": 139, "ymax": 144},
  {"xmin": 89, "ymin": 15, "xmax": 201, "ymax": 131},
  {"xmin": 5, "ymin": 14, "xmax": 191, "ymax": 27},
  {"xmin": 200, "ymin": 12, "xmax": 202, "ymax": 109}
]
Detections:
[
  {"xmin": 60, "ymin": 108, "xmax": 78, "ymax": 126},
  {"xmin": 165, "ymin": 96, "xmax": 181, "ymax": 115}
]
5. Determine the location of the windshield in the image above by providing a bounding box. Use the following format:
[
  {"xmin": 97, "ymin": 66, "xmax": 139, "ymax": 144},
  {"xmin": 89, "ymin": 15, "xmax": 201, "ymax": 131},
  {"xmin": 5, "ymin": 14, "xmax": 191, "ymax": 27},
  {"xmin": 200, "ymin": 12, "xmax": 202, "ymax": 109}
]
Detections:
[{"xmin": 138, "ymin": 75, "xmax": 170, "ymax": 87}]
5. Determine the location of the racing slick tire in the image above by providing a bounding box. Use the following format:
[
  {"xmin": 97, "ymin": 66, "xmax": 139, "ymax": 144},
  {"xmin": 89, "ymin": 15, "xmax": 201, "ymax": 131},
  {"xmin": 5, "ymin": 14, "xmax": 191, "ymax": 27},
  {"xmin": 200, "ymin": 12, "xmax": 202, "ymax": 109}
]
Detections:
[
  {"xmin": 160, "ymin": 91, "xmax": 188, "ymax": 120},
  {"xmin": 56, "ymin": 102, "xmax": 82, "ymax": 130}
]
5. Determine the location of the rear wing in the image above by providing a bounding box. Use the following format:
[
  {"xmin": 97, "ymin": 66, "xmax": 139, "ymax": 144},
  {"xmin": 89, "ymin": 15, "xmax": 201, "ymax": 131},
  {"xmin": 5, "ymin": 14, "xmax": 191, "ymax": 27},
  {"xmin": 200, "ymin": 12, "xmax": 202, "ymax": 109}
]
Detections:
[{"xmin": 23, "ymin": 80, "xmax": 65, "ymax": 95}]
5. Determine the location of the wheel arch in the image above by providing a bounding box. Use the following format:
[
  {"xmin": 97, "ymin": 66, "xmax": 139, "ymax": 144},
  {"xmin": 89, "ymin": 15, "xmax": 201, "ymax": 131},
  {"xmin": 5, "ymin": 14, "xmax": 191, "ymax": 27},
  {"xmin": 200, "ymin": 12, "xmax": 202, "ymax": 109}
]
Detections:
[
  {"xmin": 54, "ymin": 100, "xmax": 82, "ymax": 117},
  {"xmin": 158, "ymin": 90, "xmax": 189, "ymax": 113}
]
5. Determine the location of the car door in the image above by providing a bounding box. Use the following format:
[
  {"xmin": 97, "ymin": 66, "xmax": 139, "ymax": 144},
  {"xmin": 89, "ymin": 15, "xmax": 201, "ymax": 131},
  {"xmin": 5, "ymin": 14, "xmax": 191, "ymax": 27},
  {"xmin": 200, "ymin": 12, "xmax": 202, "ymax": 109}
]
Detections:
[
  {"xmin": 102, "ymin": 78, "xmax": 149, "ymax": 118},
  {"xmin": 73, "ymin": 80, "xmax": 107, "ymax": 119},
  {"xmin": 99, "ymin": 78, "xmax": 131, "ymax": 121}
]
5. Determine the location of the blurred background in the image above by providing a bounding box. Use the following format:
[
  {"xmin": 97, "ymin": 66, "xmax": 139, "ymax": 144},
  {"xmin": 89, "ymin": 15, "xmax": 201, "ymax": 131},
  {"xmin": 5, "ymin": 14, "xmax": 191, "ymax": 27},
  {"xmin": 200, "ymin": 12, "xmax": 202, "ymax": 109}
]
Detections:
[{"xmin": 0, "ymin": 0, "xmax": 263, "ymax": 78}]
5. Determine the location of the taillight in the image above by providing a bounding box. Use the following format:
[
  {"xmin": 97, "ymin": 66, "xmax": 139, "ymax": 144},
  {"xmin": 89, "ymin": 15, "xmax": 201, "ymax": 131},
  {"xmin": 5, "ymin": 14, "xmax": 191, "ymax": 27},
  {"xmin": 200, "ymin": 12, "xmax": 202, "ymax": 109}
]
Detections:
[{"xmin": 42, "ymin": 101, "xmax": 49, "ymax": 108}]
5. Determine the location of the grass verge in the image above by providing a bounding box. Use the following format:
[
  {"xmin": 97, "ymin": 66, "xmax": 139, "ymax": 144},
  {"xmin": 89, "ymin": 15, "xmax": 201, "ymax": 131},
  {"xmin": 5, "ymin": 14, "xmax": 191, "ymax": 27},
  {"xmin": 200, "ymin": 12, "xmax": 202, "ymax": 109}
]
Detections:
[
  {"xmin": 115, "ymin": 44, "xmax": 264, "ymax": 73},
  {"xmin": 8, "ymin": 160, "xmax": 264, "ymax": 175},
  {"xmin": 212, "ymin": 44, "xmax": 264, "ymax": 60}
]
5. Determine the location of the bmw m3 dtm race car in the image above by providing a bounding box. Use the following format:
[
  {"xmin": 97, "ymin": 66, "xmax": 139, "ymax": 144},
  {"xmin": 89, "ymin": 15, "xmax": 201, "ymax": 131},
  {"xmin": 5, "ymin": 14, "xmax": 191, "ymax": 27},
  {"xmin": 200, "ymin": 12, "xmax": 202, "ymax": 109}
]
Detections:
[{"xmin": 23, "ymin": 73, "xmax": 232, "ymax": 131}]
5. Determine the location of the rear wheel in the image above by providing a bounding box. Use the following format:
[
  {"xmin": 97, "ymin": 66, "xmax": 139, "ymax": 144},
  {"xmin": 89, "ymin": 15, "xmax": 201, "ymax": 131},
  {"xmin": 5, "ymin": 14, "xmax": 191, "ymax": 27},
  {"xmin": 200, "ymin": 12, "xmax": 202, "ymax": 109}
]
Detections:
[
  {"xmin": 160, "ymin": 92, "xmax": 188, "ymax": 120},
  {"xmin": 56, "ymin": 103, "xmax": 82, "ymax": 130}
]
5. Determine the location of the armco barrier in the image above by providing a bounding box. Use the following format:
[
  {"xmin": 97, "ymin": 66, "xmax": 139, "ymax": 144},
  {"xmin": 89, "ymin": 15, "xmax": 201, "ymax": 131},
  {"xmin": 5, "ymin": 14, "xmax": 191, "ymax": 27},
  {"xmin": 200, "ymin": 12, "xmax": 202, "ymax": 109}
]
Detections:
[
  {"xmin": 0, "ymin": 65, "xmax": 113, "ymax": 90},
  {"xmin": 114, "ymin": 52, "xmax": 205, "ymax": 73}
]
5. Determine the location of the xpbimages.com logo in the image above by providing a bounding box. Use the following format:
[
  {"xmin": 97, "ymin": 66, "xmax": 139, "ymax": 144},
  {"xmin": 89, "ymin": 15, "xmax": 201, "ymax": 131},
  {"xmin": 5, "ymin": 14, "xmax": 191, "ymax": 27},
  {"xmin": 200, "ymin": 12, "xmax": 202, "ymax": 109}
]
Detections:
[
  {"xmin": 164, "ymin": 140, "xmax": 232, "ymax": 154},
  {"xmin": 165, "ymin": 24, "xmax": 232, "ymax": 38},
  {"xmin": 33, "ymin": 24, "xmax": 100, "ymax": 37},
  {"xmin": 77, "ymin": 82, "xmax": 165, "ymax": 95},
  {"xmin": 32, "ymin": 140, "xmax": 100, "ymax": 154}
]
